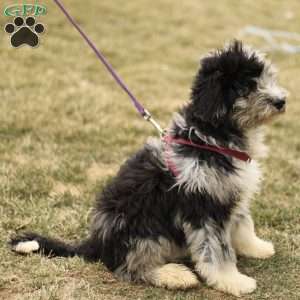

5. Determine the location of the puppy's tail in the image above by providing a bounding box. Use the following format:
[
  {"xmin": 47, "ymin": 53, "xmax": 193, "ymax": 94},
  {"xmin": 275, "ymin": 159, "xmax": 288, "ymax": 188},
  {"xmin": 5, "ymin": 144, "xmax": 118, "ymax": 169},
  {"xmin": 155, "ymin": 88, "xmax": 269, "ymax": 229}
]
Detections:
[{"xmin": 10, "ymin": 232, "xmax": 101, "ymax": 261}]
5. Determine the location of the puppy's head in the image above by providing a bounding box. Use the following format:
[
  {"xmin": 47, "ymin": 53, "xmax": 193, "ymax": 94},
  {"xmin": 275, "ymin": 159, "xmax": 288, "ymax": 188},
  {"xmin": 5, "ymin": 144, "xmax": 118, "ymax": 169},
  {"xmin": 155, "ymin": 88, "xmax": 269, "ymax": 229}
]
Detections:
[{"xmin": 190, "ymin": 40, "xmax": 287, "ymax": 129}]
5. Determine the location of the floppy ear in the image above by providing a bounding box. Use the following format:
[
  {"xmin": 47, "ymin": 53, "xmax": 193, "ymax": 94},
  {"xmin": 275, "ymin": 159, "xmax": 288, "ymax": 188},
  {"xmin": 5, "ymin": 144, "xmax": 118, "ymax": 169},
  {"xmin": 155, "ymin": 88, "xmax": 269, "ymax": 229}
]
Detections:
[{"xmin": 190, "ymin": 67, "xmax": 229, "ymax": 126}]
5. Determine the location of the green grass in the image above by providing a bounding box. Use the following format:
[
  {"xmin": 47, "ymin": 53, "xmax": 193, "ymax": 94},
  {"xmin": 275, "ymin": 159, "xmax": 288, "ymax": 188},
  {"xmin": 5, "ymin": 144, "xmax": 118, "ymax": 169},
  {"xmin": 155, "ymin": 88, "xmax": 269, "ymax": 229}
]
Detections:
[{"xmin": 0, "ymin": 0, "xmax": 300, "ymax": 299}]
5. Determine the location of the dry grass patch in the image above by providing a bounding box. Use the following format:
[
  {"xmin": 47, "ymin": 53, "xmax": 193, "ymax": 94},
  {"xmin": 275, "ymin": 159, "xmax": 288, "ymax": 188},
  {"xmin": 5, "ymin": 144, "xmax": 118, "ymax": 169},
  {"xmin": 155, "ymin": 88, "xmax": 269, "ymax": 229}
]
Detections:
[{"xmin": 0, "ymin": 0, "xmax": 299, "ymax": 299}]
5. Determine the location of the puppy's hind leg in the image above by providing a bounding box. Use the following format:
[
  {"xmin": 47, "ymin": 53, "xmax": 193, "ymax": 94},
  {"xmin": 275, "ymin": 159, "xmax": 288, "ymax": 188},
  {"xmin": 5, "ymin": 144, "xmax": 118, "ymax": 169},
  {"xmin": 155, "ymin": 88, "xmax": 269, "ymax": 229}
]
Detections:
[
  {"xmin": 117, "ymin": 237, "xmax": 199, "ymax": 290},
  {"xmin": 146, "ymin": 263, "xmax": 199, "ymax": 290},
  {"xmin": 231, "ymin": 213, "xmax": 275, "ymax": 259}
]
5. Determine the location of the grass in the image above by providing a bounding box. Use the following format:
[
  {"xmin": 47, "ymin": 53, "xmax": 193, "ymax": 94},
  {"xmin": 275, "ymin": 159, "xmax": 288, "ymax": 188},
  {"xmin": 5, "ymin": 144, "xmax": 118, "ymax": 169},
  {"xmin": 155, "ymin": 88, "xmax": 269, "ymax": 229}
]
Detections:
[{"xmin": 0, "ymin": 0, "xmax": 300, "ymax": 299}]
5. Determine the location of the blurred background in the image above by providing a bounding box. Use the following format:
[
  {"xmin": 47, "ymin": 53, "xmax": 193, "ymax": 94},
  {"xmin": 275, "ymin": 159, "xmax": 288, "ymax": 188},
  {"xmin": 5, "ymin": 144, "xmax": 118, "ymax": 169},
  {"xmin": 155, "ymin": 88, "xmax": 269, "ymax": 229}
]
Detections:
[{"xmin": 0, "ymin": 1, "xmax": 299, "ymax": 299}]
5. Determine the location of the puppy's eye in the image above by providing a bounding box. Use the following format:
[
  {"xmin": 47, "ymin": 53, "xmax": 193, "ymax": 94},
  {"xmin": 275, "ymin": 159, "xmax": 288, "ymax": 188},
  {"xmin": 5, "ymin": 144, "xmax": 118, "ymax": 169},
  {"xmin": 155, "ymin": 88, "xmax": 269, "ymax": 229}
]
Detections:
[
  {"xmin": 236, "ymin": 89, "xmax": 243, "ymax": 97},
  {"xmin": 233, "ymin": 81, "xmax": 252, "ymax": 98},
  {"xmin": 237, "ymin": 87, "xmax": 250, "ymax": 98}
]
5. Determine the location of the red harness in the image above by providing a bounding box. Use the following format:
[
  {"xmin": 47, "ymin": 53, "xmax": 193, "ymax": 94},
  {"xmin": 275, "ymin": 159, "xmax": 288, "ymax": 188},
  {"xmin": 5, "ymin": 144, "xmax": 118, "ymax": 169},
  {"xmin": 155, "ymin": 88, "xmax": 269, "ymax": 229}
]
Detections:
[{"xmin": 163, "ymin": 135, "xmax": 251, "ymax": 177}]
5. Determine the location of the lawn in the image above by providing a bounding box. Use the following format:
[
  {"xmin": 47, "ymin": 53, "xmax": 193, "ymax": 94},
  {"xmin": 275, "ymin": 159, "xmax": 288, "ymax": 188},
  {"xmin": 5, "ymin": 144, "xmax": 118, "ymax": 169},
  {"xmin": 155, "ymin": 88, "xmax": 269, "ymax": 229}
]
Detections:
[{"xmin": 0, "ymin": 0, "xmax": 299, "ymax": 299}]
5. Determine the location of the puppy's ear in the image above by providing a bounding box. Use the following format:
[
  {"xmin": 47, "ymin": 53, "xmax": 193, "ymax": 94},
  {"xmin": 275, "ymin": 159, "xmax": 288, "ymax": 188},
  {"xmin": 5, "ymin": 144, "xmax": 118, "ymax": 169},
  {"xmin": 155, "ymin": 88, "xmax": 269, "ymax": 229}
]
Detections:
[{"xmin": 190, "ymin": 67, "xmax": 229, "ymax": 126}]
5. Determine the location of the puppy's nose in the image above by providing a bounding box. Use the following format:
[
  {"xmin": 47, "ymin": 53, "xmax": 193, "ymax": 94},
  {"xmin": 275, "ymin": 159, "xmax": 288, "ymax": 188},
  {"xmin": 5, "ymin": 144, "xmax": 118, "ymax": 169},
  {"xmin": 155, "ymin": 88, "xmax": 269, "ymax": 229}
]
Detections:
[{"xmin": 273, "ymin": 98, "xmax": 286, "ymax": 110}]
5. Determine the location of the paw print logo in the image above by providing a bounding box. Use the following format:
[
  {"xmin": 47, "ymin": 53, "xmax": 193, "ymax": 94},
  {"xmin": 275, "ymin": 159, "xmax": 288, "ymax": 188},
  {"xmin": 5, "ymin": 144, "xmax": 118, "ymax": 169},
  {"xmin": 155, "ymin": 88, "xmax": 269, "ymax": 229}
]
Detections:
[{"xmin": 4, "ymin": 16, "xmax": 45, "ymax": 48}]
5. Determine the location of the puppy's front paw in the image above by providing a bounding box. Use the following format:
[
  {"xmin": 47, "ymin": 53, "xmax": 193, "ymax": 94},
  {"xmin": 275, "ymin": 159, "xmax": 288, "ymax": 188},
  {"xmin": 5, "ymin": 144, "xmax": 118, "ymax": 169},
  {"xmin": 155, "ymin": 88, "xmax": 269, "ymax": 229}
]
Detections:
[
  {"xmin": 213, "ymin": 272, "xmax": 256, "ymax": 297},
  {"xmin": 252, "ymin": 239, "xmax": 275, "ymax": 259},
  {"xmin": 237, "ymin": 238, "xmax": 275, "ymax": 259}
]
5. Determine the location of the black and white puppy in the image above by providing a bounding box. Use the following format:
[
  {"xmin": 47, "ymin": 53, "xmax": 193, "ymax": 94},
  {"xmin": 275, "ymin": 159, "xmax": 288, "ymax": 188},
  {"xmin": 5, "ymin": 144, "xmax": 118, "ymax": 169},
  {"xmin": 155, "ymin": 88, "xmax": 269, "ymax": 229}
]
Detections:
[{"xmin": 11, "ymin": 41, "xmax": 287, "ymax": 296}]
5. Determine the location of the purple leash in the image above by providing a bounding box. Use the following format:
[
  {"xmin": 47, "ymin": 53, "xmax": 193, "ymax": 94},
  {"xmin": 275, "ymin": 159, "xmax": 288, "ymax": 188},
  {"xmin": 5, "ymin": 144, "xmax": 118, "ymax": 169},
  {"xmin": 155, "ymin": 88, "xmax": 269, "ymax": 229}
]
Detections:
[{"xmin": 52, "ymin": 0, "xmax": 164, "ymax": 135}]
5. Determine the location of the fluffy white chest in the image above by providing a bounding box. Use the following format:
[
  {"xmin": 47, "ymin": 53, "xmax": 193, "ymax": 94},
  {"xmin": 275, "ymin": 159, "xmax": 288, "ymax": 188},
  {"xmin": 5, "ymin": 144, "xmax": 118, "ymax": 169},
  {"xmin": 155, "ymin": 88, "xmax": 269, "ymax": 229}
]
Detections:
[
  {"xmin": 232, "ymin": 159, "xmax": 262, "ymax": 202},
  {"xmin": 174, "ymin": 155, "xmax": 262, "ymax": 203}
]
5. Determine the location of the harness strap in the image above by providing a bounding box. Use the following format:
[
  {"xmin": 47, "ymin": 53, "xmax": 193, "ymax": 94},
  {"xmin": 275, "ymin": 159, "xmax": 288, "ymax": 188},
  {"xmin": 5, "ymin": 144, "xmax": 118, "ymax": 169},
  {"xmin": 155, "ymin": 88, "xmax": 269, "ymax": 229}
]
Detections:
[{"xmin": 163, "ymin": 135, "xmax": 251, "ymax": 177}]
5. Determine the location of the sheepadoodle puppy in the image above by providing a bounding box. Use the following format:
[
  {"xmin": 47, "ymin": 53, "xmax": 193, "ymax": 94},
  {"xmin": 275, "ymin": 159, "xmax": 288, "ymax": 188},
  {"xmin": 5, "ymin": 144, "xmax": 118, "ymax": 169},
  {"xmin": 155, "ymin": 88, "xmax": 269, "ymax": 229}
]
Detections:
[{"xmin": 11, "ymin": 41, "xmax": 287, "ymax": 296}]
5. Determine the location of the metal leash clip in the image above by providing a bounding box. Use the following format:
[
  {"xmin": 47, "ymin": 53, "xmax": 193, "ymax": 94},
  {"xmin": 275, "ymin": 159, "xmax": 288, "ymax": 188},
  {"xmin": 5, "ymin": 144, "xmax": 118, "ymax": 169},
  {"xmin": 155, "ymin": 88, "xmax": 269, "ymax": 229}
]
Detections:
[{"xmin": 143, "ymin": 109, "xmax": 166, "ymax": 137}]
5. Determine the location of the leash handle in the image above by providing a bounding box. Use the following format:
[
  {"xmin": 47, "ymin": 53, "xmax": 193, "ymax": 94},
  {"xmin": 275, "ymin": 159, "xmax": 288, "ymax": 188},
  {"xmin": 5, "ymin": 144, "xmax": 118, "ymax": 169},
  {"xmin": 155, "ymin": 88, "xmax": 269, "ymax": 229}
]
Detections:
[{"xmin": 53, "ymin": 0, "xmax": 163, "ymax": 134}]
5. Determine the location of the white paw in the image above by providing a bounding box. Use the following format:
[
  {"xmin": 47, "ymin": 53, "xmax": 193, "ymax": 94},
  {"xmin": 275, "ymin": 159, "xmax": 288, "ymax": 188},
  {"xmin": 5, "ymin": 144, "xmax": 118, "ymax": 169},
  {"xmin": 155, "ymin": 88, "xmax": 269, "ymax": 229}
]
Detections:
[
  {"xmin": 238, "ymin": 238, "xmax": 275, "ymax": 259},
  {"xmin": 251, "ymin": 239, "xmax": 275, "ymax": 259},
  {"xmin": 213, "ymin": 271, "xmax": 256, "ymax": 297},
  {"xmin": 13, "ymin": 240, "xmax": 39, "ymax": 254},
  {"xmin": 149, "ymin": 263, "xmax": 199, "ymax": 290}
]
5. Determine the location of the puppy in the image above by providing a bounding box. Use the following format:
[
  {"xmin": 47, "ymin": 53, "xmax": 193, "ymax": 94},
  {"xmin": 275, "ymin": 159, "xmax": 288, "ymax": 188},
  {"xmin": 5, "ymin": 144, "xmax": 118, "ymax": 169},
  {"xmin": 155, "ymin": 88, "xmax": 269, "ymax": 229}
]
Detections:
[{"xmin": 11, "ymin": 41, "xmax": 287, "ymax": 296}]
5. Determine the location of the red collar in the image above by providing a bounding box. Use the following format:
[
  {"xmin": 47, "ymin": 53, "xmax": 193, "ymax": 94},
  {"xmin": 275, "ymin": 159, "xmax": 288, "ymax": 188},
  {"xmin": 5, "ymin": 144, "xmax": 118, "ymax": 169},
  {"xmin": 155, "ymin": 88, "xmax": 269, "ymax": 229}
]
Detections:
[{"xmin": 163, "ymin": 135, "xmax": 251, "ymax": 177}]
